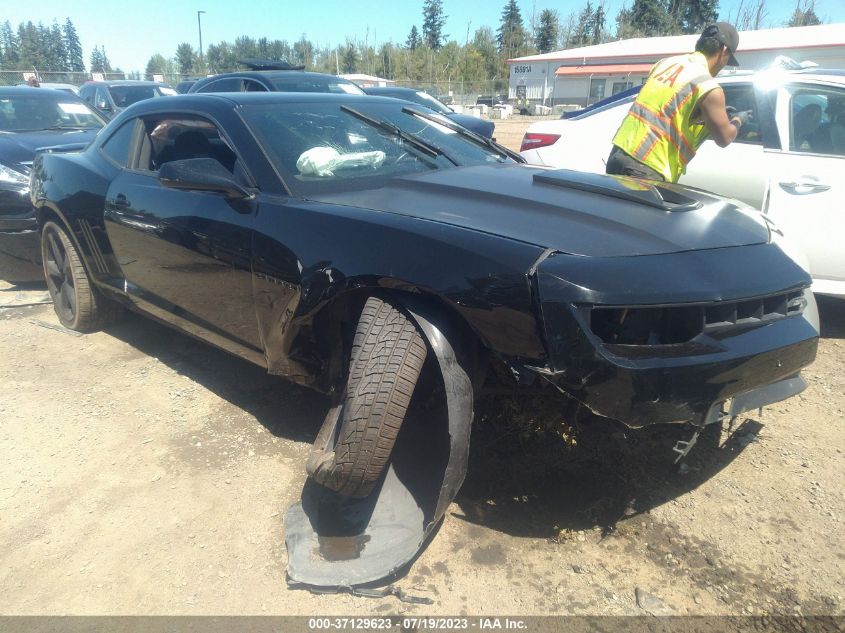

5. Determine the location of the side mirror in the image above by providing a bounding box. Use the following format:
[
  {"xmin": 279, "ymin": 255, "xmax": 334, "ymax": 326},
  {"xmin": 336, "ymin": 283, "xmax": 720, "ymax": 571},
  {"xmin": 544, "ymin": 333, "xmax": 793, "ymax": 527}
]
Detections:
[
  {"xmin": 158, "ymin": 158, "xmax": 252, "ymax": 200},
  {"xmin": 96, "ymin": 101, "xmax": 111, "ymax": 111}
]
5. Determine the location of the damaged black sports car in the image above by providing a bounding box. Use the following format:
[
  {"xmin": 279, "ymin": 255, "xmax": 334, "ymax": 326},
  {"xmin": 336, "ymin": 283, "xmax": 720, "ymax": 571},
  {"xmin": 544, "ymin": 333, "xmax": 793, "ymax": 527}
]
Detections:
[{"xmin": 30, "ymin": 92, "xmax": 819, "ymax": 590}]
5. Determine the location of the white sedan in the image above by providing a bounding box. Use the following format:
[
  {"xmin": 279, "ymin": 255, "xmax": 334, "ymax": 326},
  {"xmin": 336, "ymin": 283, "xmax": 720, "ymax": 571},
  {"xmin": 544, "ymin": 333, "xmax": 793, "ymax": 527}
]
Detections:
[{"xmin": 520, "ymin": 69, "xmax": 845, "ymax": 298}]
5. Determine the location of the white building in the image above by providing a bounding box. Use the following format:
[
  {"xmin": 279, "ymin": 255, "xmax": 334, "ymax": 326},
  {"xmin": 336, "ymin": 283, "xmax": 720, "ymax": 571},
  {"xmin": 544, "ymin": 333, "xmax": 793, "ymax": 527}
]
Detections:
[{"xmin": 507, "ymin": 23, "xmax": 845, "ymax": 106}]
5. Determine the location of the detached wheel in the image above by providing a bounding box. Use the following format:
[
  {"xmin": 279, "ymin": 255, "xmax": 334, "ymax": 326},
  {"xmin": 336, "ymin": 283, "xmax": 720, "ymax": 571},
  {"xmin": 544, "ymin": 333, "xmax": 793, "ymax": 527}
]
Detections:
[
  {"xmin": 41, "ymin": 221, "xmax": 120, "ymax": 332},
  {"xmin": 307, "ymin": 296, "xmax": 428, "ymax": 498}
]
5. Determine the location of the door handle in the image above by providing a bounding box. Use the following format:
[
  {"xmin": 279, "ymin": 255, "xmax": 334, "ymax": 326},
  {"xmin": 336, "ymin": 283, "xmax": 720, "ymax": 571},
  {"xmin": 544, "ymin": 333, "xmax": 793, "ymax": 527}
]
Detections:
[
  {"xmin": 778, "ymin": 181, "xmax": 831, "ymax": 195},
  {"xmin": 112, "ymin": 194, "xmax": 130, "ymax": 209}
]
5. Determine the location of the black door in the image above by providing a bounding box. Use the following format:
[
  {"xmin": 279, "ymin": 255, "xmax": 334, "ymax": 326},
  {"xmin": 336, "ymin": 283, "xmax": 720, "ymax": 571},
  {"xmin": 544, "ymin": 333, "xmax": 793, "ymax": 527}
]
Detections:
[{"xmin": 104, "ymin": 115, "xmax": 263, "ymax": 358}]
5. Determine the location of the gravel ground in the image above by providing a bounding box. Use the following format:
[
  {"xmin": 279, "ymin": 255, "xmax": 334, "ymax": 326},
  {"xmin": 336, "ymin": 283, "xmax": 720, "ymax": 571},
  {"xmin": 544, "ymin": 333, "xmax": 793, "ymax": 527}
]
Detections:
[{"xmin": 0, "ymin": 117, "xmax": 842, "ymax": 617}]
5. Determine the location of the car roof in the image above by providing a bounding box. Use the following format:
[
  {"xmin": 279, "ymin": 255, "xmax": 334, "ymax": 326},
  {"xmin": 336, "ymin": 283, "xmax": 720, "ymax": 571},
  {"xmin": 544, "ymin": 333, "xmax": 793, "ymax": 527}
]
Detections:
[
  {"xmin": 84, "ymin": 80, "xmax": 171, "ymax": 87},
  {"xmin": 117, "ymin": 91, "xmax": 398, "ymax": 113},
  {"xmin": 0, "ymin": 86, "xmax": 85, "ymax": 99},
  {"xmin": 196, "ymin": 70, "xmax": 349, "ymax": 82}
]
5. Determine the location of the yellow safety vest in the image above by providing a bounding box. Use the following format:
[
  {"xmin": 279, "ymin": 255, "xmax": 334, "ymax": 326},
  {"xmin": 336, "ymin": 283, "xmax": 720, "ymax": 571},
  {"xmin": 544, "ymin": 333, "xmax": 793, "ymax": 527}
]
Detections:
[{"xmin": 612, "ymin": 52, "xmax": 720, "ymax": 182}]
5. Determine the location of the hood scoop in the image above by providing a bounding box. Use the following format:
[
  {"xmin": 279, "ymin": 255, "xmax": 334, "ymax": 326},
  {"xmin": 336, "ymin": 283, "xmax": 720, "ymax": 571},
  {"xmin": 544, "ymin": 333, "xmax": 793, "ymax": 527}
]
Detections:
[{"xmin": 534, "ymin": 169, "xmax": 702, "ymax": 212}]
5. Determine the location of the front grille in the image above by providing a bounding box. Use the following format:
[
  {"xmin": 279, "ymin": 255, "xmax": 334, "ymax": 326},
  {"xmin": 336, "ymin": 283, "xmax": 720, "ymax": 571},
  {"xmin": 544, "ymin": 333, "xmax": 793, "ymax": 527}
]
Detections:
[{"xmin": 589, "ymin": 290, "xmax": 806, "ymax": 346}]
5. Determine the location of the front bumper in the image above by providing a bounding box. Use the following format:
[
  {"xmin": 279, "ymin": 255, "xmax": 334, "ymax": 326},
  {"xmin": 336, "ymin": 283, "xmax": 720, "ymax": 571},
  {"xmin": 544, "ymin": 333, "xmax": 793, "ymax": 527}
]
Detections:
[{"xmin": 531, "ymin": 246, "xmax": 819, "ymax": 428}]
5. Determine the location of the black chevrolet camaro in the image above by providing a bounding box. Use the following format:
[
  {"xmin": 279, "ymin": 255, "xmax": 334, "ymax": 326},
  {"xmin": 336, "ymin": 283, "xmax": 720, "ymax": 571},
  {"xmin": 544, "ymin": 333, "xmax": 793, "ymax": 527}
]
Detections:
[{"xmin": 30, "ymin": 92, "xmax": 819, "ymax": 588}]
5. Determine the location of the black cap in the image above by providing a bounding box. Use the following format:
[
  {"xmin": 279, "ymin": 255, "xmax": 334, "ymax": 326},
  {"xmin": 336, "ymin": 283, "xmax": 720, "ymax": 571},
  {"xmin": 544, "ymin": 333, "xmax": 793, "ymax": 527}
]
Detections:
[{"xmin": 702, "ymin": 22, "xmax": 740, "ymax": 67}]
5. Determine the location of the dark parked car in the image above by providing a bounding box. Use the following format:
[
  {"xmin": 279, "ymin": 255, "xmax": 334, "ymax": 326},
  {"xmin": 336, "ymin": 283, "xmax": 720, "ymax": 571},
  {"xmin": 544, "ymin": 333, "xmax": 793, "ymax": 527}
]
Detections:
[
  {"xmin": 175, "ymin": 80, "xmax": 197, "ymax": 94},
  {"xmin": 476, "ymin": 94, "xmax": 508, "ymax": 107},
  {"xmin": 188, "ymin": 61, "xmax": 365, "ymax": 95},
  {"xmin": 79, "ymin": 80, "xmax": 176, "ymax": 118},
  {"xmin": 0, "ymin": 87, "xmax": 106, "ymax": 281},
  {"xmin": 363, "ymin": 85, "xmax": 495, "ymax": 139},
  {"xmin": 30, "ymin": 92, "xmax": 818, "ymax": 589}
]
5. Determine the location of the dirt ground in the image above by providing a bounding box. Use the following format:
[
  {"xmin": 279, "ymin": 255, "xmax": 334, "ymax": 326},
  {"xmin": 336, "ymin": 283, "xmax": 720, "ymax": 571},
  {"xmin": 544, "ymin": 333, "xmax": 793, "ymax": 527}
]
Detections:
[{"xmin": 1, "ymin": 118, "xmax": 843, "ymax": 617}]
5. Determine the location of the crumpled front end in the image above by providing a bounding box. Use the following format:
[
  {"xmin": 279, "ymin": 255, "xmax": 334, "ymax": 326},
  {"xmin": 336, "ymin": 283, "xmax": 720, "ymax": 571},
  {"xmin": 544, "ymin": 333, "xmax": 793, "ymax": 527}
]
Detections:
[{"xmin": 530, "ymin": 243, "xmax": 819, "ymax": 428}]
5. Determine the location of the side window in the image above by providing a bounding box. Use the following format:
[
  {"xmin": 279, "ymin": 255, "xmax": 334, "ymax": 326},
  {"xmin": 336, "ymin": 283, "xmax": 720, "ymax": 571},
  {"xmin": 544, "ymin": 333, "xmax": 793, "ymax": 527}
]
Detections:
[
  {"xmin": 787, "ymin": 85, "xmax": 845, "ymax": 156},
  {"xmin": 243, "ymin": 79, "xmax": 267, "ymax": 92},
  {"xmin": 79, "ymin": 86, "xmax": 94, "ymax": 104},
  {"xmin": 136, "ymin": 116, "xmax": 239, "ymax": 176},
  {"xmin": 100, "ymin": 120, "xmax": 137, "ymax": 167},
  {"xmin": 196, "ymin": 77, "xmax": 242, "ymax": 93},
  {"xmin": 95, "ymin": 87, "xmax": 111, "ymax": 110},
  {"xmin": 722, "ymin": 84, "xmax": 761, "ymax": 145}
]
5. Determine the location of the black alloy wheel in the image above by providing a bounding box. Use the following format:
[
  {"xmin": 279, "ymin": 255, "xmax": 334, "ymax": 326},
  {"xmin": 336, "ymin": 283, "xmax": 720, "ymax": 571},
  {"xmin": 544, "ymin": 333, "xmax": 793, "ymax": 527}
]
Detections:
[
  {"xmin": 40, "ymin": 221, "xmax": 121, "ymax": 332},
  {"xmin": 42, "ymin": 224, "xmax": 77, "ymax": 324}
]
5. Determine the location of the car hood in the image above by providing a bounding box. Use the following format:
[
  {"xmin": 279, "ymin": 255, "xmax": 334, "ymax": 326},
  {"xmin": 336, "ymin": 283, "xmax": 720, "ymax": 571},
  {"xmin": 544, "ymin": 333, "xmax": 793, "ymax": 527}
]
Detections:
[
  {"xmin": 445, "ymin": 113, "xmax": 495, "ymax": 139},
  {"xmin": 0, "ymin": 129, "xmax": 100, "ymax": 166},
  {"xmin": 309, "ymin": 164, "xmax": 771, "ymax": 257}
]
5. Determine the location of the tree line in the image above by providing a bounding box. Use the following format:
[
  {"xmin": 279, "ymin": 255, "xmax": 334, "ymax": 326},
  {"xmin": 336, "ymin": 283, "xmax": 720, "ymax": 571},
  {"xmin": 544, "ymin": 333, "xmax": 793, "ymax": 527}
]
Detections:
[
  {"xmin": 0, "ymin": 18, "xmax": 119, "ymax": 74},
  {"xmin": 0, "ymin": 0, "xmax": 825, "ymax": 84},
  {"xmin": 147, "ymin": 0, "xmax": 823, "ymax": 83}
]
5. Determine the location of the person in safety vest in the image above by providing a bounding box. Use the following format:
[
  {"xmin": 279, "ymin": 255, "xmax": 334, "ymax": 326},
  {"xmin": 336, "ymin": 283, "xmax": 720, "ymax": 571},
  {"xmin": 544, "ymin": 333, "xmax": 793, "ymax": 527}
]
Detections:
[{"xmin": 606, "ymin": 22, "xmax": 748, "ymax": 183}]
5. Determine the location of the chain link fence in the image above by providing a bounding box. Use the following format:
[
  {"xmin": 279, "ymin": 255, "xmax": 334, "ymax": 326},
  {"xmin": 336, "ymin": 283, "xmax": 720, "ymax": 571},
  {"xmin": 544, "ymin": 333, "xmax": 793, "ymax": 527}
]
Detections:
[{"xmin": 1, "ymin": 70, "xmax": 514, "ymax": 106}]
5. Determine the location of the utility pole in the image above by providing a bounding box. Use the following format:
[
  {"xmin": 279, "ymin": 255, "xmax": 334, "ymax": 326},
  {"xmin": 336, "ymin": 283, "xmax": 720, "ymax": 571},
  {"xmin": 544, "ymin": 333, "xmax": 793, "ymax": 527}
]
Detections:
[{"xmin": 197, "ymin": 10, "xmax": 206, "ymax": 71}]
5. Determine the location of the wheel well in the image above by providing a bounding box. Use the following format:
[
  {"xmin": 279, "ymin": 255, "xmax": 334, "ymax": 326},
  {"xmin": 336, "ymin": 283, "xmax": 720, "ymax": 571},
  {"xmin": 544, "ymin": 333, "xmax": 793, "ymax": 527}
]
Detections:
[{"xmin": 309, "ymin": 286, "xmax": 486, "ymax": 395}]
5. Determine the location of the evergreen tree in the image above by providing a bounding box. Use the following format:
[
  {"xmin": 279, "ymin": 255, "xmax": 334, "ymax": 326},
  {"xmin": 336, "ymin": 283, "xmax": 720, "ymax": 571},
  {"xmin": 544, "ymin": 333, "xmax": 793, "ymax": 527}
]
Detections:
[
  {"xmin": 63, "ymin": 18, "xmax": 84, "ymax": 71},
  {"xmin": 405, "ymin": 25, "xmax": 422, "ymax": 50},
  {"xmin": 90, "ymin": 46, "xmax": 112, "ymax": 73},
  {"xmin": 234, "ymin": 36, "xmax": 259, "ymax": 60},
  {"xmin": 145, "ymin": 53, "xmax": 169, "ymax": 77},
  {"xmin": 497, "ymin": 0, "xmax": 527, "ymax": 57},
  {"xmin": 592, "ymin": 5, "xmax": 607, "ymax": 43},
  {"xmin": 422, "ymin": 0, "xmax": 447, "ymax": 50},
  {"xmin": 668, "ymin": 0, "xmax": 718, "ymax": 33},
  {"xmin": 340, "ymin": 40, "xmax": 358, "ymax": 73},
  {"xmin": 570, "ymin": 2, "xmax": 594, "ymax": 47},
  {"xmin": 17, "ymin": 22, "xmax": 41, "ymax": 69},
  {"xmin": 293, "ymin": 35, "xmax": 314, "ymax": 68},
  {"xmin": 626, "ymin": 0, "xmax": 672, "ymax": 36},
  {"xmin": 0, "ymin": 21, "xmax": 21, "ymax": 68},
  {"xmin": 536, "ymin": 9, "xmax": 559, "ymax": 53},
  {"xmin": 46, "ymin": 22, "xmax": 68, "ymax": 71},
  {"xmin": 89, "ymin": 47, "xmax": 103, "ymax": 73},
  {"xmin": 175, "ymin": 43, "xmax": 195, "ymax": 75},
  {"xmin": 787, "ymin": 0, "xmax": 821, "ymax": 26}
]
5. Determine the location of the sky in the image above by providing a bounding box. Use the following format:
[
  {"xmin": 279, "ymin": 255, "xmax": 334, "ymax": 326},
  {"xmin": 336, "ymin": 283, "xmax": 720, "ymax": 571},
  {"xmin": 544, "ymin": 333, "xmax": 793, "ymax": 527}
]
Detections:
[{"xmin": 5, "ymin": 0, "xmax": 845, "ymax": 72}]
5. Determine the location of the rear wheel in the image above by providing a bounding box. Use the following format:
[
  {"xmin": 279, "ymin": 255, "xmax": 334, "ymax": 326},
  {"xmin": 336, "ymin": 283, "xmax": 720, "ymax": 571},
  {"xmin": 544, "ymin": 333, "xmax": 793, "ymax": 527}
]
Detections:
[
  {"xmin": 41, "ymin": 221, "xmax": 121, "ymax": 332},
  {"xmin": 307, "ymin": 296, "xmax": 428, "ymax": 498}
]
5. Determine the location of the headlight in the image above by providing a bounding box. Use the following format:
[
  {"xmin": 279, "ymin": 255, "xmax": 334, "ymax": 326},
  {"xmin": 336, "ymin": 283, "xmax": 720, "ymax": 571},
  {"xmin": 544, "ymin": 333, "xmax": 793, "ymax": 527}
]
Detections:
[{"xmin": 0, "ymin": 162, "xmax": 29, "ymax": 188}]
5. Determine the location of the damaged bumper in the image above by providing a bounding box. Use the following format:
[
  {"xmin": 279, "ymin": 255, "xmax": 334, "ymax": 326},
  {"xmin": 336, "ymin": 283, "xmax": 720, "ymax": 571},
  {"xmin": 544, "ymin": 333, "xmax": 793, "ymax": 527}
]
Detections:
[{"xmin": 532, "ymin": 246, "xmax": 819, "ymax": 428}]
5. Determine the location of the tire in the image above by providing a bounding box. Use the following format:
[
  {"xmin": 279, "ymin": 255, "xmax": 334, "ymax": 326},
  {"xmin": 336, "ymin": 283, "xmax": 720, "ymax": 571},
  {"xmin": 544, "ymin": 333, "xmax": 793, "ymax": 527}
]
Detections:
[
  {"xmin": 41, "ymin": 221, "xmax": 121, "ymax": 332},
  {"xmin": 307, "ymin": 296, "xmax": 428, "ymax": 498}
]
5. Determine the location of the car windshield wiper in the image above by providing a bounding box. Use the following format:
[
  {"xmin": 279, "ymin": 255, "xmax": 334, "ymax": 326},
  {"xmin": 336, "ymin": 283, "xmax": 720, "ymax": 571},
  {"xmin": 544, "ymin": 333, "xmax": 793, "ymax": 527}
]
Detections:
[
  {"xmin": 45, "ymin": 125, "xmax": 97, "ymax": 131},
  {"xmin": 340, "ymin": 105, "xmax": 458, "ymax": 166},
  {"xmin": 401, "ymin": 106, "xmax": 526, "ymax": 163}
]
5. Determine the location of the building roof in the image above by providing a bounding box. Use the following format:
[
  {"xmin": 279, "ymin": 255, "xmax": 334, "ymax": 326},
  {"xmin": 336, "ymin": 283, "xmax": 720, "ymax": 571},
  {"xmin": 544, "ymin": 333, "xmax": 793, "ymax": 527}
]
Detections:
[
  {"xmin": 555, "ymin": 63, "xmax": 653, "ymax": 76},
  {"xmin": 508, "ymin": 23, "xmax": 845, "ymax": 65},
  {"xmin": 339, "ymin": 73, "xmax": 393, "ymax": 83}
]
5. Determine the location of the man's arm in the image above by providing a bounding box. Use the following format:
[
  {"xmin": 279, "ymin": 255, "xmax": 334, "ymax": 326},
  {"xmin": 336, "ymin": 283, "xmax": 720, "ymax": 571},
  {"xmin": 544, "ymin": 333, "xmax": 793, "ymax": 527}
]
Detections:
[{"xmin": 696, "ymin": 87, "xmax": 740, "ymax": 148}]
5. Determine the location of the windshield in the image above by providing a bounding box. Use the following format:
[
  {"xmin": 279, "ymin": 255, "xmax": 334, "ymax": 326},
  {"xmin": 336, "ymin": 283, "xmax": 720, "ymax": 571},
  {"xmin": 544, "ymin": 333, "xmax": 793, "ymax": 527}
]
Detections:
[
  {"xmin": 270, "ymin": 75, "xmax": 365, "ymax": 95},
  {"xmin": 241, "ymin": 101, "xmax": 512, "ymax": 196},
  {"xmin": 108, "ymin": 85, "xmax": 166, "ymax": 108},
  {"xmin": 0, "ymin": 95, "xmax": 104, "ymax": 132}
]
